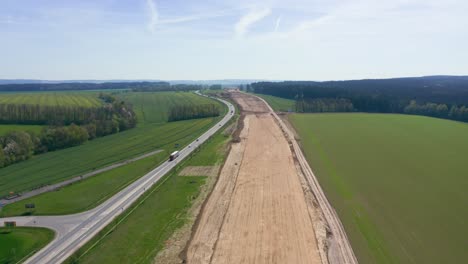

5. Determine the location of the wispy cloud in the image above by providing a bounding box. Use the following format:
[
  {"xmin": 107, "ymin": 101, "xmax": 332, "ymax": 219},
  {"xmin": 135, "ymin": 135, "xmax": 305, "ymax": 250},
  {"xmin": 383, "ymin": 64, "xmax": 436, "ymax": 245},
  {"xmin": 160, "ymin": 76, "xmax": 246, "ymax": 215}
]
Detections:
[
  {"xmin": 146, "ymin": 0, "xmax": 159, "ymax": 33},
  {"xmin": 235, "ymin": 8, "xmax": 271, "ymax": 37},
  {"xmin": 274, "ymin": 15, "xmax": 282, "ymax": 32}
]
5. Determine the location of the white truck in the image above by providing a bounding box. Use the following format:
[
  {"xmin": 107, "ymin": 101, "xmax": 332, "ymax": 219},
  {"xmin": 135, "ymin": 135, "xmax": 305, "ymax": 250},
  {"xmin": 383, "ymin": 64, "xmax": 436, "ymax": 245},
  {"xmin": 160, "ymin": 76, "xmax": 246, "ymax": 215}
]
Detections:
[{"xmin": 169, "ymin": 151, "xmax": 180, "ymax": 161}]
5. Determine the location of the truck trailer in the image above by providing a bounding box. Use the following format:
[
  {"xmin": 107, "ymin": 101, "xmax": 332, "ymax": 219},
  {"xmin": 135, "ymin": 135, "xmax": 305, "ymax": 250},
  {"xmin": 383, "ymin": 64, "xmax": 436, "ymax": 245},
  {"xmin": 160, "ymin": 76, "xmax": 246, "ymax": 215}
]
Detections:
[{"xmin": 169, "ymin": 151, "xmax": 180, "ymax": 161}]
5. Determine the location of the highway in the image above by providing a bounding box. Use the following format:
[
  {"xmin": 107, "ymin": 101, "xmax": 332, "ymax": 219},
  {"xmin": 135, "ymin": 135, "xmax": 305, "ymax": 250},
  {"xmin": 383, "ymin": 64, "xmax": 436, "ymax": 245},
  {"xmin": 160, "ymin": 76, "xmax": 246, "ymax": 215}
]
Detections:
[{"xmin": 0, "ymin": 92, "xmax": 235, "ymax": 264}]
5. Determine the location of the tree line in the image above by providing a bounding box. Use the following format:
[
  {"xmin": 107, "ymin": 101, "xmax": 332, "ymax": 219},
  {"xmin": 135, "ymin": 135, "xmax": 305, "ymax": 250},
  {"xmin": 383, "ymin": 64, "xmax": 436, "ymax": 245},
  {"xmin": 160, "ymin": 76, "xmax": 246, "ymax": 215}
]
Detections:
[
  {"xmin": 251, "ymin": 76, "xmax": 468, "ymax": 122},
  {"xmin": 0, "ymin": 94, "xmax": 137, "ymax": 168},
  {"xmin": 0, "ymin": 81, "xmax": 171, "ymax": 92},
  {"xmin": 168, "ymin": 104, "xmax": 220, "ymax": 122}
]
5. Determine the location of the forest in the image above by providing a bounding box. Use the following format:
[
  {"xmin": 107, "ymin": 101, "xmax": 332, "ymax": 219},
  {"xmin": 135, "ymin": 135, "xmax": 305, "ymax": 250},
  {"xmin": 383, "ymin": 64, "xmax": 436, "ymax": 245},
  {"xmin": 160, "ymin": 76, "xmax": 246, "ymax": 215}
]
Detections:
[
  {"xmin": 250, "ymin": 76, "xmax": 468, "ymax": 122},
  {"xmin": 168, "ymin": 104, "xmax": 220, "ymax": 122},
  {"xmin": 0, "ymin": 94, "xmax": 137, "ymax": 168}
]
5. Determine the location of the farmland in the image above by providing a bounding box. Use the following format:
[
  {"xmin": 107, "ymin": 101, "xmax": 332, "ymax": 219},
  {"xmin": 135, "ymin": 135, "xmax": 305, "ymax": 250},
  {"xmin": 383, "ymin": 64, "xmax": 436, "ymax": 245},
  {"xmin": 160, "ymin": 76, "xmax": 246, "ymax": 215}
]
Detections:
[
  {"xmin": 64, "ymin": 119, "xmax": 233, "ymax": 264},
  {"xmin": 119, "ymin": 91, "xmax": 221, "ymax": 124},
  {"xmin": 0, "ymin": 227, "xmax": 54, "ymax": 264},
  {"xmin": 0, "ymin": 91, "xmax": 224, "ymax": 197},
  {"xmin": 289, "ymin": 113, "xmax": 468, "ymax": 264},
  {"xmin": 254, "ymin": 93, "xmax": 295, "ymax": 112},
  {"xmin": 0, "ymin": 152, "xmax": 168, "ymax": 216},
  {"xmin": 0, "ymin": 92, "xmax": 102, "ymax": 107}
]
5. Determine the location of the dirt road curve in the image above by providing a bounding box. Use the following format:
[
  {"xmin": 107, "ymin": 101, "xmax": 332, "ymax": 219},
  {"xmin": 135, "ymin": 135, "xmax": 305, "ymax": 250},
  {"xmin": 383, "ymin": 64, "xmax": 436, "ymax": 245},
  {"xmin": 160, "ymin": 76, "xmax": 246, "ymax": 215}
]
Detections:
[{"xmin": 186, "ymin": 92, "xmax": 323, "ymax": 264}]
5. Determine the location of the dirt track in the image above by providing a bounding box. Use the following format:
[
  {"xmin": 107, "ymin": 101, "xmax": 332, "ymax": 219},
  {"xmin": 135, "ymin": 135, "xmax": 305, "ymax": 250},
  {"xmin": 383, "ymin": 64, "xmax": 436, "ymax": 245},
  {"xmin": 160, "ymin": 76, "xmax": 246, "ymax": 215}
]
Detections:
[{"xmin": 186, "ymin": 92, "xmax": 322, "ymax": 264}]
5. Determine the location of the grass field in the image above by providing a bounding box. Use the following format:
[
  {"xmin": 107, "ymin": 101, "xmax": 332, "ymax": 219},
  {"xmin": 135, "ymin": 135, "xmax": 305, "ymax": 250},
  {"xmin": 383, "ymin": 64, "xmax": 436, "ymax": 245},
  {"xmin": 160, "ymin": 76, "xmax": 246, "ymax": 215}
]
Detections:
[
  {"xmin": 119, "ymin": 91, "xmax": 221, "ymax": 124},
  {"xmin": 0, "ymin": 92, "xmax": 102, "ymax": 107},
  {"xmin": 0, "ymin": 227, "xmax": 54, "ymax": 264},
  {"xmin": 289, "ymin": 113, "xmax": 468, "ymax": 264},
  {"xmin": 64, "ymin": 122, "xmax": 233, "ymax": 264},
  {"xmin": 254, "ymin": 93, "xmax": 295, "ymax": 112},
  {"xmin": 0, "ymin": 152, "xmax": 168, "ymax": 216},
  {"xmin": 0, "ymin": 91, "xmax": 225, "ymax": 197},
  {"xmin": 0, "ymin": 124, "xmax": 44, "ymax": 136}
]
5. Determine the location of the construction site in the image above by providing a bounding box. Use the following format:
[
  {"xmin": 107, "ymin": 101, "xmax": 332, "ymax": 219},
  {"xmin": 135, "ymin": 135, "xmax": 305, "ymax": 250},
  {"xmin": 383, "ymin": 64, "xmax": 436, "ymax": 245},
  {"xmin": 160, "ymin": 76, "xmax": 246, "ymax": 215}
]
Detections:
[{"xmin": 186, "ymin": 91, "xmax": 357, "ymax": 264}]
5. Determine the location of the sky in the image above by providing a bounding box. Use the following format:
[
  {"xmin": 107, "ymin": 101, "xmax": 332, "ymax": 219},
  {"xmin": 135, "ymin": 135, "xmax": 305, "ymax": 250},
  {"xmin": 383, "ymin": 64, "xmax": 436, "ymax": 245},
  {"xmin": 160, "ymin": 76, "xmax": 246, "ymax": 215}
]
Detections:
[{"xmin": 1, "ymin": 0, "xmax": 467, "ymax": 81}]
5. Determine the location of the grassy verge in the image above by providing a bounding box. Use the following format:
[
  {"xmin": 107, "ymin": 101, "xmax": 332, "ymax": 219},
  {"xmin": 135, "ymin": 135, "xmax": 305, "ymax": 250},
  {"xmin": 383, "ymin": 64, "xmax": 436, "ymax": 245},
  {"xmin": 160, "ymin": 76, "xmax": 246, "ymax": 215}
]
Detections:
[
  {"xmin": 289, "ymin": 113, "xmax": 468, "ymax": 264},
  {"xmin": 254, "ymin": 93, "xmax": 295, "ymax": 112},
  {"xmin": 64, "ymin": 118, "xmax": 234, "ymax": 264},
  {"xmin": 0, "ymin": 152, "xmax": 168, "ymax": 216},
  {"xmin": 0, "ymin": 227, "xmax": 54, "ymax": 264}
]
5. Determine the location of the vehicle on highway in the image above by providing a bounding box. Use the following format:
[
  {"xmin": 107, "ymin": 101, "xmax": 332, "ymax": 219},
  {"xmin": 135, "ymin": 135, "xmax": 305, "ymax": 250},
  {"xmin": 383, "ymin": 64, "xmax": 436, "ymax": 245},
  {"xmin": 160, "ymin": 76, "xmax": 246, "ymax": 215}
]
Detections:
[{"xmin": 169, "ymin": 151, "xmax": 180, "ymax": 161}]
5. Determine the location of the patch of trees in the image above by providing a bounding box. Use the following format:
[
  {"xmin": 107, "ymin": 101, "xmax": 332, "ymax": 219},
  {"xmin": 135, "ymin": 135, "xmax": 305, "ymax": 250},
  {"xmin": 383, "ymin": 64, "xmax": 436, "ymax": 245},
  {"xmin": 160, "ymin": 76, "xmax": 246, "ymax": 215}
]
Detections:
[
  {"xmin": 168, "ymin": 104, "xmax": 220, "ymax": 122},
  {"xmin": 251, "ymin": 76, "xmax": 468, "ymax": 122},
  {"xmin": 295, "ymin": 98, "xmax": 354, "ymax": 113},
  {"xmin": 404, "ymin": 101, "xmax": 468, "ymax": 121},
  {"xmin": 0, "ymin": 94, "xmax": 137, "ymax": 168},
  {"xmin": 0, "ymin": 96, "xmax": 137, "ymax": 130}
]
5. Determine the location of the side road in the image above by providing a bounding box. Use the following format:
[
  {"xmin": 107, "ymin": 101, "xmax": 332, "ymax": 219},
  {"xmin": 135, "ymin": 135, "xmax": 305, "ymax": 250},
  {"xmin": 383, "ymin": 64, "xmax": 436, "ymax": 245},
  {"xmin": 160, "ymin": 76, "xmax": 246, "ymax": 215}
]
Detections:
[
  {"xmin": 254, "ymin": 94, "xmax": 358, "ymax": 264},
  {"xmin": 0, "ymin": 149, "xmax": 163, "ymax": 206},
  {"xmin": 0, "ymin": 93, "xmax": 235, "ymax": 264}
]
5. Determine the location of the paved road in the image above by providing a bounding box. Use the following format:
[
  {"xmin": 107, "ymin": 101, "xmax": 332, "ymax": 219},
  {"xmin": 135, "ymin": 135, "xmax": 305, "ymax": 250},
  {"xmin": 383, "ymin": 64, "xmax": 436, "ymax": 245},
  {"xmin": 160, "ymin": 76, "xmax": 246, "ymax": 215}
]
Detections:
[
  {"xmin": 0, "ymin": 149, "xmax": 163, "ymax": 206},
  {"xmin": 0, "ymin": 92, "xmax": 235, "ymax": 264}
]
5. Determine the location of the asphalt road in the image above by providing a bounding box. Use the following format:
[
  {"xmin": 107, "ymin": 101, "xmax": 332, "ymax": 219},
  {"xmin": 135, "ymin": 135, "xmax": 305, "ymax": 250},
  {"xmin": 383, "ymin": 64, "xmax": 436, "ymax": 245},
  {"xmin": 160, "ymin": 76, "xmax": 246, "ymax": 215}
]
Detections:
[{"xmin": 0, "ymin": 92, "xmax": 235, "ymax": 264}]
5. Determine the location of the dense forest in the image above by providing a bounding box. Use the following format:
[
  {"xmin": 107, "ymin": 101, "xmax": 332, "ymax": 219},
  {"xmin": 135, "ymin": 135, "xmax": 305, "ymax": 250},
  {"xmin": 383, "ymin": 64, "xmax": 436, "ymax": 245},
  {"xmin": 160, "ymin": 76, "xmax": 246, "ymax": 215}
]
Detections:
[
  {"xmin": 168, "ymin": 104, "xmax": 220, "ymax": 122},
  {"xmin": 0, "ymin": 94, "xmax": 137, "ymax": 168},
  {"xmin": 250, "ymin": 76, "xmax": 468, "ymax": 122}
]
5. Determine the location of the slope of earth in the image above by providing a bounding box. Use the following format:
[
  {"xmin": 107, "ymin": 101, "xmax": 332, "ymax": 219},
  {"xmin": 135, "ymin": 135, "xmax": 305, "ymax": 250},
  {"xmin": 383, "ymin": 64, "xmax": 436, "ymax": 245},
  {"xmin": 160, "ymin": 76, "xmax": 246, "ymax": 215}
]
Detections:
[
  {"xmin": 289, "ymin": 113, "xmax": 468, "ymax": 264},
  {"xmin": 187, "ymin": 92, "xmax": 322, "ymax": 264}
]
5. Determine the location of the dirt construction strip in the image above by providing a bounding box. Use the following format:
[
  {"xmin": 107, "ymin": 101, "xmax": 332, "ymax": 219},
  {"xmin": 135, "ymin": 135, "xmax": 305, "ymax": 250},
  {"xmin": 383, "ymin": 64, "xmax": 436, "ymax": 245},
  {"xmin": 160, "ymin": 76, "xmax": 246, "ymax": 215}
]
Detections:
[
  {"xmin": 186, "ymin": 92, "xmax": 323, "ymax": 264},
  {"xmin": 255, "ymin": 94, "xmax": 358, "ymax": 264}
]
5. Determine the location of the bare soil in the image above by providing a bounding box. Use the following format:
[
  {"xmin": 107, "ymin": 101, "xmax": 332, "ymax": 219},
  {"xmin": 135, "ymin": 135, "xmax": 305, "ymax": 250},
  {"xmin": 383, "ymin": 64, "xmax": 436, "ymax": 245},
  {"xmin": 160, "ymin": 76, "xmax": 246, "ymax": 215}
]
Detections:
[
  {"xmin": 179, "ymin": 166, "xmax": 220, "ymax": 177},
  {"xmin": 186, "ymin": 92, "xmax": 322, "ymax": 264}
]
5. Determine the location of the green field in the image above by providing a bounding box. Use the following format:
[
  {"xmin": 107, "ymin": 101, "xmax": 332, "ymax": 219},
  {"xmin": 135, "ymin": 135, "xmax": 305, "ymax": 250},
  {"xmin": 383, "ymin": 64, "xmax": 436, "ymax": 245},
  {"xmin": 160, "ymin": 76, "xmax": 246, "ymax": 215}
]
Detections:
[
  {"xmin": 254, "ymin": 93, "xmax": 295, "ymax": 112},
  {"xmin": 0, "ymin": 91, "xmax": 224, "ymax": 197},
  {"xmin": 289, "ymin": 113, "xmax": 468, "ymax": 264},
  {"xmin": 0, "ymin": 152, "xmax": 167, "ymax": 216},
  {"xmin": 119, "ymin": 91, "xmax": 221, "ymax": 124},
  {"xmin": 0, "ymin": 124, "xmax": 44, "ymax": 136},
  {"xmin": 0, "ymin": 227, "xmax": 54, "ymax": 264},
  {"xmin": 0, "ymin": 92, "xmax": 102, "ymax": 107},
  {"xmin": 65, "ymin": 121, "xmax": 232, "ymax": 264}
]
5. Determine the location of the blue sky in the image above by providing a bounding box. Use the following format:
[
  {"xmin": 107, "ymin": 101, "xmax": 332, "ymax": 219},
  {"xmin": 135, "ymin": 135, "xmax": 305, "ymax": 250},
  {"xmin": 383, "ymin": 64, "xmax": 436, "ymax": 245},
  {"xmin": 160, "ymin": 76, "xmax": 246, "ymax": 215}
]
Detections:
[{"xmin": 1, "ymin": 0, "xmax": 467, "ymax": 80}]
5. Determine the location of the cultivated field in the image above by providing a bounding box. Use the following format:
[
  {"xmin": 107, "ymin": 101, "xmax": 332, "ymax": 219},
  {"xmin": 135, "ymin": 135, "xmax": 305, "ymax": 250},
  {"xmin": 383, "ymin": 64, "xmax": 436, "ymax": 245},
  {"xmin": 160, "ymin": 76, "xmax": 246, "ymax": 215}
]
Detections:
[
  {"xmin": 289, "ymin": 113, "xmax": 468, "ymax": 264},
  {"xmin": 0, "ymin": 91, "xmax": 224, "ymax": 197},
  {"xmin": 119, "ymin": 91, "xmax": 222, "ymax": 124},
  {"xmin": 187, "ymin": 92, "xmax": 322, "ymax": 264},
  {"xmin": 0, "ymin": 92, "xmax": 102, "ymax": 107},
  {"xmin": 0, "ymin": 227, "xmax": 54, "ymax": 263}
]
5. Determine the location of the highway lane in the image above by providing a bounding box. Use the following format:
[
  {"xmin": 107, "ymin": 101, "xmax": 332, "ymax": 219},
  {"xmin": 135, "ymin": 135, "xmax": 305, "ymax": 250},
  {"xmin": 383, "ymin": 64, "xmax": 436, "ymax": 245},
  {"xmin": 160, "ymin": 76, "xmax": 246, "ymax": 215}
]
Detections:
[{"xmin": 1, "ymin": 92, "xmax": 235, "ymax": 264}]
